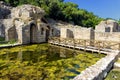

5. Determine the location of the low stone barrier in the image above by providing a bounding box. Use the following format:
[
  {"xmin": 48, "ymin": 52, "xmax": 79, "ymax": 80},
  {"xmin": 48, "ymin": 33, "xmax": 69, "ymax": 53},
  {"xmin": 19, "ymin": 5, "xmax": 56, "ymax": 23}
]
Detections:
[
  {"xmin": 73, "ymin": 51, "xmax": 120, "ymax": 80},
  {"xmin": 0, "ymin": 43, "xmax": 21, "ymax": 48}
]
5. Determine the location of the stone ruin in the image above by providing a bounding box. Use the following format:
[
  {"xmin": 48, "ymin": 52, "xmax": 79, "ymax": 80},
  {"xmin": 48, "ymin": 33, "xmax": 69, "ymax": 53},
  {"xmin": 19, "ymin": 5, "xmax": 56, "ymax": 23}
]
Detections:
[
  {"xmin": 1, "ymin": 1, "xmax": 120, "ymax": 44},
  {"xmin": 95, "ymin": 20, "xmax": 120, "ymax": 32},
  {"xmin": 60, "ymin": 19, "xmax": 120, "ymax": 42},
  {"xmin": 0, "ymin": 2, "xmax": 54, "ymax": 44}
]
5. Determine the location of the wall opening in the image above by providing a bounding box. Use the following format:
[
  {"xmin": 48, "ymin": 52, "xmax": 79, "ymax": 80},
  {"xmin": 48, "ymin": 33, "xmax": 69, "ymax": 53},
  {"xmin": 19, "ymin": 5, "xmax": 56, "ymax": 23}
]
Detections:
[
  {"xmin": 8, "ymin": 26, "xmax": 18, "ymax": 41},
  {"xmin": 105, "ymin": 27, "xmax": 110, "ymax": 32},
  {"xmin": 41, "ymin": 17, "xmax": 48, "ymax": 23},
  {"xmin": 30, "ymin": 24, "xmax": 36, "ymax": 43},
  {"xmin": 46, "ymin": 26, "xmax": 50, "ymax": 41},
  {"xmin": 41, "ymin": 27, "xmax": 44, "ymax": 35}
]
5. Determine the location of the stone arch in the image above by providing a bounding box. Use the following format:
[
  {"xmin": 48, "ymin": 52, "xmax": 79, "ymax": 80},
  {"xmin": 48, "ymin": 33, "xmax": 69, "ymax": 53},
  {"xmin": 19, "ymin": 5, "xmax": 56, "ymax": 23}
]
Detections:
[{"xmin": 30, "ymin": 23, "xmax": 37, "ymax": 43}]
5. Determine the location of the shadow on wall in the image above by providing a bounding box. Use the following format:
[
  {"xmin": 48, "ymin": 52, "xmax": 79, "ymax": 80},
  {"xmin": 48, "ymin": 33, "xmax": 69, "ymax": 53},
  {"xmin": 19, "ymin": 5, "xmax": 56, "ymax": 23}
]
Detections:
[
  {"xmin": 30, "ymin": 23, "xmax": 37, "ymax": 43},
  {"xmin": 0, "ymin": 20, "xmax": 5, "ymax": 38},
  {"xmin": 0, "ymin": 7, "xmax": 11, "ymax": 19},
  {"xmin": 8, "ymin": 26, "xmax": 18, "ymax": 41},
  {"xmin": 67, "ymin": 29, "xmax": 74, "ymax": 38}
]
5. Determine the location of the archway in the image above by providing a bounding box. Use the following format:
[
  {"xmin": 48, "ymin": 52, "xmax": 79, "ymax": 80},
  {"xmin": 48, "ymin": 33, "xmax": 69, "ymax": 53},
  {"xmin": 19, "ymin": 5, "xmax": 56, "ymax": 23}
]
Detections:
[{"xmin": 30, "ymin": 24, "xmax": 36, "ymax": 43}]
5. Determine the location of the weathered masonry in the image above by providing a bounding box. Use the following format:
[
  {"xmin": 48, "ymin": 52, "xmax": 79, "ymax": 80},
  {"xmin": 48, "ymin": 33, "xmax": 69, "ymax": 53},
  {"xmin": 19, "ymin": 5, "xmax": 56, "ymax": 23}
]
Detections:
[
  {"xmin": 60, "ymin": 20, "xmax": 120, "ymax": 43},
  {"xmin": 0, "ymin": 4, "xmax": 54, "ymax": 44}
]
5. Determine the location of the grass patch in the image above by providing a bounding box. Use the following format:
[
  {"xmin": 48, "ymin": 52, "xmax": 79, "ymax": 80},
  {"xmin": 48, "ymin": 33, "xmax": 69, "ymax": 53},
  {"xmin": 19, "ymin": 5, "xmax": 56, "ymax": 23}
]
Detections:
[
  {"xmin": 116, "ymin": 58, "xmax": 120, "ymax": 63},
  {"xmin": 0, "ymin": 39, "xmax": 17, "ymax": 46},
  {"xmin": 0, "ymin": 37, "xmax": 5, "ymax": 41},
  {"xmin": 105, "ymin": 69, "xmax": 120, "ymax": 80}
]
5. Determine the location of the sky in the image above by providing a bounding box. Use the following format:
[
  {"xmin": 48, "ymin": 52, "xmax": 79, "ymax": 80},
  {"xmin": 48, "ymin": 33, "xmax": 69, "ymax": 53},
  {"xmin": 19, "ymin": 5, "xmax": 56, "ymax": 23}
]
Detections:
[{"xmin": 64, "ymin": 0, "xmax": 120, "ymax": 20}]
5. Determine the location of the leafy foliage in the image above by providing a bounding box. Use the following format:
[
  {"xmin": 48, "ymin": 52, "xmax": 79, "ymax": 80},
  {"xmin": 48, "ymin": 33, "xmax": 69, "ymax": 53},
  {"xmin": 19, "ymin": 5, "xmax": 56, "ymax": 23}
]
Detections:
[
  {"xmin": 0, "ymin": 37, "xmax": 5, "ymax": 41},
  {"xmin": 2, "ymin": 0, "xmax": 103, "ymax": 28}
]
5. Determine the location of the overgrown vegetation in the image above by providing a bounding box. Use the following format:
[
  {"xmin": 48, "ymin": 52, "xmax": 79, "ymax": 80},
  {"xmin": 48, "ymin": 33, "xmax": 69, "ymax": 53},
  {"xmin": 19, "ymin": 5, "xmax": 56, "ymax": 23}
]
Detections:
[
  {"xmin": 0, "ymin": 37, "xmax": 5, "ymax": 41},
  {"xmin": 105, "ymin": 69, "xmax": 120, "ymax": 80},
  {"xmin": 0, "ymin": 44, "xmax": 105, "ymax": 79},
  {"xmin": 0, "ymin": 39, "xmax": 16, "ymax": 46},
  {"xmin": 2, "ymin": 0, "xmax": 103, "ymax": 28}
]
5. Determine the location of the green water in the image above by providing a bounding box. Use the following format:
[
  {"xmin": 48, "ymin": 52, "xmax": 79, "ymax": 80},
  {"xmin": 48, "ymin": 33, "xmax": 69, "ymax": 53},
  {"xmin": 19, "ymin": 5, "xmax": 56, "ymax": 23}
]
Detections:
[{"xmin": 0, "ymin": 43, "xmax": 105, "ymax": 80}]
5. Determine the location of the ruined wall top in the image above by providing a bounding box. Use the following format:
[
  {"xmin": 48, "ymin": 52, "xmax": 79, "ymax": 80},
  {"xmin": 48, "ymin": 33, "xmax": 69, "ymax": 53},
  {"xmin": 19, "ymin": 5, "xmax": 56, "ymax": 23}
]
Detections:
[
  {"xmin": 11, "ymin": 4, "xmax": 45, "ymax": 20},
  {"xmin": 95, "ymin": 20, "xmax": 120, "ymax": 32},
  {"xmin": 98, "ymin": 20, "xmax": 117, "ymax": 26}
]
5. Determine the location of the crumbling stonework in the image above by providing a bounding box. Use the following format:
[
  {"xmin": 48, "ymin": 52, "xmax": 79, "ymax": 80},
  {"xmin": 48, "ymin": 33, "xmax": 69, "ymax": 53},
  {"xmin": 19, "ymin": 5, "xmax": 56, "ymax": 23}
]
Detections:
[
  {"xmin": 0, "ymin": 4, "xmax": 53, "ymax": 44},
  {"xmin": 1, "ymin": 1, "xmax": 120, "ymax": 45},
  {"xmin": 47, "ymin": 18, "xmax": 74, "ymax": 37},
  {"xmin": 60, "ymin": 20, "xmax": 120, "ymax": 44},
  {"xmin": 95, "ymin": 32, "xmax": 120, "ymax": 42},
  {"xmin": 94, "ymin": 20, "xmax": 120, "ymax": 42},
  {"xmin": 95, "ymin": 20, "xmax": 120, "ymax": 32},
  {"xmin": 60, "ymin": 26, "xmax": 95, "ymax": 41}
]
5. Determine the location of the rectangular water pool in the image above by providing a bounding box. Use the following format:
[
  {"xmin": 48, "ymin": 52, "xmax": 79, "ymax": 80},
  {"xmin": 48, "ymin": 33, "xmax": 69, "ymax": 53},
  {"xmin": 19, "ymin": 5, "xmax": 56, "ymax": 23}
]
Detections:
[{"xmin": 0, "ymin": 43, "xmax": 105, "ymax": 80}]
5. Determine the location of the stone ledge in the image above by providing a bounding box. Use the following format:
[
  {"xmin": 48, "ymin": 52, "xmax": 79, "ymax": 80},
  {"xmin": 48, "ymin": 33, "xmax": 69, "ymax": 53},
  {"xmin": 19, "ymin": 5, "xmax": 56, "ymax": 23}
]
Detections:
[
  {"xmin": 0, "ymin": 43, "xmax": 21, "ymax": 48},
  {"xmin": 73, "ymin": 51, "xmax": 119, "ymax": 80}
]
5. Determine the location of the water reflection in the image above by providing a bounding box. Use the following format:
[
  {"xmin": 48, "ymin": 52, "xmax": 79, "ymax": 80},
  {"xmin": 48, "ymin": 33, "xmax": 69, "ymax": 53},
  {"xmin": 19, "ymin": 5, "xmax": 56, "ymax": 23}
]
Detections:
[
  {"xmin": 17, "ymin": 48, "xmax": 22, "ymax": 62},
  {"xmin": 0, "ymin": 44, "xmax": 105, "ymax": 80},
  {"xmin": 5, "ymin": 49, "xmax": 9, "ymax": 60},
  {"xmin": 0, "ymin": 45, "xmax": 77, "ymax": 62}
]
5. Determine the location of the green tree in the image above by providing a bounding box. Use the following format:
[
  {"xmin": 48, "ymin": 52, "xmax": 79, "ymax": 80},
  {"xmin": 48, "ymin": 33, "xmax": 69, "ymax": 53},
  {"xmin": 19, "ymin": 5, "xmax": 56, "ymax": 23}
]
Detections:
[{"xmin": 2, "ymin": 0, "xmax": 103, "ymax": 28}]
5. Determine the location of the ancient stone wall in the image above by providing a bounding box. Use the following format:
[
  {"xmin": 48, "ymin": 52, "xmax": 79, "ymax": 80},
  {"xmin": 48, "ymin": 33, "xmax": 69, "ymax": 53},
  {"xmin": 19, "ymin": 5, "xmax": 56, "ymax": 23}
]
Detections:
[
  {"xmin": 0, "ymin": 4, "xmax": 49, "ymax": 44},
  {"xmin": 60, "ymin": 27, "xmax": 94, "ymax": 41},
  {"xmin": 60, "ymin": 28, "xmax": 74, "ymax": 38},
  {"xmin": 74, "ymin": 27, "xmax": 94, "ymax": 40},
  {"xmin": 95, "ymin": 20, "xmax": 120, "ymax": 32},
  {"xmin": 95, "ymin": 32, "xmax": 120, "ymax": 42},
  {"xmin": 21, "ymin": 25, "xmax": 30, "ymax": 44},
  {"xmin": 60, "ymin": 28, "xmax": 67, "ymax": 38},
  {"xmin": 36, "ymin": 23, "xmax": 46, "ymax": 43}
]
